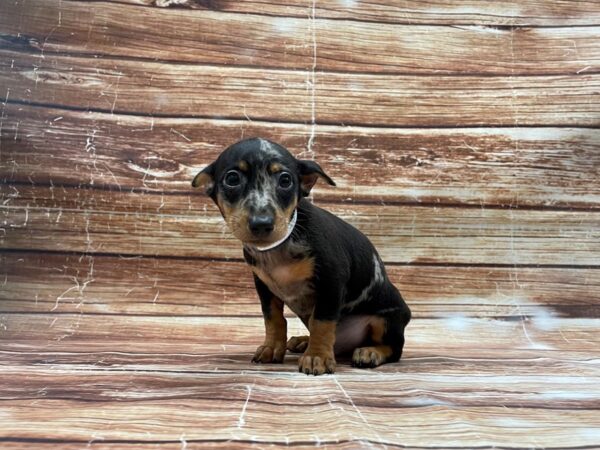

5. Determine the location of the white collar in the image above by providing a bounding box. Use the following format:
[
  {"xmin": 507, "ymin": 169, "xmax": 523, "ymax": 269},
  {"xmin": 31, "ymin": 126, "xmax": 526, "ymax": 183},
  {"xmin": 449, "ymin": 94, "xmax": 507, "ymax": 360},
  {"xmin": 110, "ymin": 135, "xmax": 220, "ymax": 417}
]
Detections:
[{"xmin": 248, "ymin": 209, "xmax": 297, "ymax": 252}]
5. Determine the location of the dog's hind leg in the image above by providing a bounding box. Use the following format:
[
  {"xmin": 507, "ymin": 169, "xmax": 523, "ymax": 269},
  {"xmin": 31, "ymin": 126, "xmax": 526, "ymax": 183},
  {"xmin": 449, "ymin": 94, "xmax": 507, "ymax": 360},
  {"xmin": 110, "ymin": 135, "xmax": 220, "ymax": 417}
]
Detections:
[
  {"xmin": 351, "ymin": 299, "xmax": 411, "ymax": 368},
  {"xmin": 286, "ymin": 335, "xmax": 309, "ymax": 353}
]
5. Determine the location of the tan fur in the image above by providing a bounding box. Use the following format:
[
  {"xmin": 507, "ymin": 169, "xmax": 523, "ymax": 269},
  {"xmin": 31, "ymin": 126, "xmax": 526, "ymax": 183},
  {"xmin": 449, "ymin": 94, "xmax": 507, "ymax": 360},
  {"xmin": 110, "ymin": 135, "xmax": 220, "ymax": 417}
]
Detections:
[
  {"xmin": 253, "ymin": 297, "xmax": 287, "ymax": 363},
  {"xmin": 307, "ymin": 318, "xmax": 336, "ymax": 354},
  {"xmin": 219, "ymin": 195, "xmax": 297, "ymax": 246},
  {"xmin": 248, "ymin": 237, "xmax": 315, "ymax": 323},
  {"xmin": 269, "ymin": 257, "xmax": 314, "ymax": 286},
  {"xmin": 237, "ymin": 160, "xmax": 249, "ymax": 172},
  {"xmin": 269, "ymin": 162, "xmax": 283, "ymax": 173},
  {"xmin": 246, "ymin": 196, "xmax": 299, "ymax": 248},
  {"xmin": 217, "ymin": 195, "xmax": 244, "ymax": 232},
  {"xmin": 268, "ymin": 197, "xmax": 298, "ymax": 245},
  {"xmin": 251, "ymin": 254, "xmax": 313, "ymax": 290},
  {"xmin": 191, "ymin": 171, "xmax": 213, "ymax": 191},
  {"xmin": 287, "ymin": 335, "xmax": 309, "ymax": 353},
  {"xmin": 352, "ymin": 345, "xmax": 393, "ymax": 367},
  {"xmin": 299, "ymin": 318, "xmax": 337, "ymax": 375},
  {"xmin": 265, "ymin": 297, "xmax": 286, "ymax": 341},
  {"xmin": 216, "ymin": 194, "xmax": 254, "ymax": 244},
  {"xmin": 279, "ymin": 198, "xmax": 297, "ymax": 224},
  {"xmin": 351, "ymin": 316, "xmax": 393, "ymax": 367},
  {"xmin": 369, "ymin": 316, "xmax": 387, "ymax": 343},
  {"xmin": 300, "ymin": 173, "xmax": 319, "ymax": 194}
]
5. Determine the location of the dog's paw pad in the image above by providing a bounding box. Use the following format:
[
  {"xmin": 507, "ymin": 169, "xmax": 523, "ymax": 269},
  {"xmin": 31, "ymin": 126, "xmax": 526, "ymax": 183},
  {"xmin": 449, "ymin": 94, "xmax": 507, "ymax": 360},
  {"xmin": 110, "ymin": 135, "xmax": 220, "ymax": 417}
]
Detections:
[
  {"xmin": 298, "ymin": 352, "xmax": 336, "ymax": 375},
  {"xmin": 286, "ymin": 335, "xmax": 309, "ymax": 353},
  {"xmin": 352, "ymin": 347, "xmax": 385, "ymax": 368},
  {"xmin": 252, "ymin": 344, "xmax": 285, "ymax": 364}
]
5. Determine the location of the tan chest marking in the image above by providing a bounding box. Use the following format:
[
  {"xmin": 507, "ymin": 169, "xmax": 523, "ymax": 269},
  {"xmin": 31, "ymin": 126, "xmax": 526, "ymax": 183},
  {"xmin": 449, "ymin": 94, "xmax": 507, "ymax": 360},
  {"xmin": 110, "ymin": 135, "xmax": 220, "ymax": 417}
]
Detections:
[
  {"xmin": 252, "ymin": 257, "xmax": 315, "ymax": 317},
  {"xmin": 252, "ymin": 257, "xmax": 314, "ymax": 292}
]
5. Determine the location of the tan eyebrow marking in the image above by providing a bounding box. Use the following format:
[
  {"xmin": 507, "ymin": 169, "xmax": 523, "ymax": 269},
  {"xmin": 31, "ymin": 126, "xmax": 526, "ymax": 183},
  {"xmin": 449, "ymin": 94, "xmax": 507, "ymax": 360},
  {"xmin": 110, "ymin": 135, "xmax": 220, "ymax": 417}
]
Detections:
[
  {"xmin": 269, "ymin": 162, "xmax": 283, "ymax": 173},
  {"xmin": 237, "ymin": 160, "xmax": 249, "ymax": 171}
]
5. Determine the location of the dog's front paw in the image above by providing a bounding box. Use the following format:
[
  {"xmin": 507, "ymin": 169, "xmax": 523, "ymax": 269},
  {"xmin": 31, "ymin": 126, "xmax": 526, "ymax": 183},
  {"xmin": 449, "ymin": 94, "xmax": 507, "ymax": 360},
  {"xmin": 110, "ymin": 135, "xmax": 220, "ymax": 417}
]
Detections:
[
  {"xmin": 252, "ymin": 344, "xmax": 286, "ymax": 364},
  {"xmin": 298, "ymin": 350, "xmax": 336, "ymax": 375}
]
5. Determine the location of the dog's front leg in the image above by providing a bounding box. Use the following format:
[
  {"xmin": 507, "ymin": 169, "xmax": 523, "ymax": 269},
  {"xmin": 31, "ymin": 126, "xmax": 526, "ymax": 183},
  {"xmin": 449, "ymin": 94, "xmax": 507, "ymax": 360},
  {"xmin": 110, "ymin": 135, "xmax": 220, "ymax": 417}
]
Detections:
[
  {"xmin": 252, "ymin": 275, "xmax": 287, "ymax": 364},
  {"xmin": 299, "ymin": 277, "xmax": 340, "ymax": 375},
  {"xmin": 298, "ymin": 315, "xmax": 337, "ymax": 375}
]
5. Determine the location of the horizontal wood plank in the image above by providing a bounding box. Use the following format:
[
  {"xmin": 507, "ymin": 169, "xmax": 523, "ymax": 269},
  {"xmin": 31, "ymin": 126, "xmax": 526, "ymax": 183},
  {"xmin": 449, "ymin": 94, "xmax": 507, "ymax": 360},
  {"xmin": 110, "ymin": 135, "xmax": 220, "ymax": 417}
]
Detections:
[
  {"xmin": 0, "ymin": 441, "xmax": 389, "ymax": 449},
  {"xmin": 0, "ymin": 313, "xmax": 598, "ymax": 357},
  {"xmin": 2, "ymin": 1, "xmax": 600, "ymax": 75},
  {"xmin": 2, "ymin": 50, "xmax": 599, "ymax": 127},
  {"xmin": 0, "ymin": 444, "xmax": 361, "ymax": 449},
  {"xmin": 0, "ymin": 444, "xmax": 357, "ymax": 450},
  {"xmin": 76, "ymin": 0, "xmax": 600, "ymax": 26},
  {"xmin": 2, "ymin": 105, "xmax": 599, "ymax": 209},
  {"xmin": 1, "ymin": 396, "xmax": 598, "ymax": 447},
  {"xmin": 1, "ymin": 367, "xmax": 599, "ymax": 411},
  {"xmin": 0, "ymin": 443, "xmax": 396, "ymax": 450},
  {"xmin": 2, "ymin": 349, "xmax": 599, "ymax": 378},
  {"xmin": 2, "ymin": 195, "xmax": 599, "ymax": 265},
  {"xmin": 2, "ymin": 1, "xmax": 599, "ymax": 449},
  {"xmin": 1, "ymin": 251, "xmax": 598, "ymax": 318},
  {"xmin": 0, "ymin": 358, "xmax": 598, "ymax": 448}
]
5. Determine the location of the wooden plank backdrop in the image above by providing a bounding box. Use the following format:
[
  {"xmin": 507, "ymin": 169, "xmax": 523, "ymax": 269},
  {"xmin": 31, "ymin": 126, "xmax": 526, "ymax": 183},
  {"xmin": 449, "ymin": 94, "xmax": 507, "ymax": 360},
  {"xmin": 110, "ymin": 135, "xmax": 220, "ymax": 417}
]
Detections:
[{"xmin": 1, "ymin": 0, "xmax": 599, "ymax": 448}]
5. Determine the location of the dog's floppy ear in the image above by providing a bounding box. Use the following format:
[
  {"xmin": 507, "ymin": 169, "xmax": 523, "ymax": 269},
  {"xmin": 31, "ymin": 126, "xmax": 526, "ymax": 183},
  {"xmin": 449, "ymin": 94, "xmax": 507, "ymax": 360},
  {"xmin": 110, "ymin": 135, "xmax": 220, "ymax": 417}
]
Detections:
[
  {"xmin": 297, "ymin": 159, "xmax": 336, "ymax": 196},
  {"xmin": 192, "ymin": 162, "xmax": 216, "ymax": 195}
]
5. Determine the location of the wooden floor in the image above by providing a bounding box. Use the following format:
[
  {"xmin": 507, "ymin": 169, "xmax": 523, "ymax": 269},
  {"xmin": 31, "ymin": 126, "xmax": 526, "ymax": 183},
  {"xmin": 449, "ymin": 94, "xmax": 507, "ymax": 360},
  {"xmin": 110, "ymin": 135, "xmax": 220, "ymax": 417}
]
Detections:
[{"xmin": 1, "ymin": 0, "xmax": 600, "ymax": 448}]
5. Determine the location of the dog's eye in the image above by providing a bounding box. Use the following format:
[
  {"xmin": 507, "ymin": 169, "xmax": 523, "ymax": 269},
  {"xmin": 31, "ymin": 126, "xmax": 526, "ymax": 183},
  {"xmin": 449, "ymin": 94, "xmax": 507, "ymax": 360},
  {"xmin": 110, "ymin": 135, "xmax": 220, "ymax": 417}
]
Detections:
[
  {"xmin": 224, "ymin": 170, "xmax": 242, "ymax": 187},
  {"xmin": 278, "ymin": 172, "xmax": 293, "ymax": 189}
]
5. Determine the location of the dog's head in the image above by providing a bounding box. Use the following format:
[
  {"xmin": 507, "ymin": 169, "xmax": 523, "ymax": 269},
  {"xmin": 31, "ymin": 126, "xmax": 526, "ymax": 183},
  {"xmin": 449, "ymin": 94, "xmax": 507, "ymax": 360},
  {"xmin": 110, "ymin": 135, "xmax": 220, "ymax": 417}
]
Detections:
[{"xmin": 192, "ymin": 138, "xmax": 335, "ymax": 246}]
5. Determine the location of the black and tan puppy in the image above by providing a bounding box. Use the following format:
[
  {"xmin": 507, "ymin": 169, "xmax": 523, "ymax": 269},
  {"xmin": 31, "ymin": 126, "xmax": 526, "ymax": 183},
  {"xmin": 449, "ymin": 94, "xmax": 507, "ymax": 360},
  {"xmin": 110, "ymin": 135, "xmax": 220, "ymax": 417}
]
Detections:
[{"xmin": 192, "ymin": 138, "xmax": 411, "ymax": 375}]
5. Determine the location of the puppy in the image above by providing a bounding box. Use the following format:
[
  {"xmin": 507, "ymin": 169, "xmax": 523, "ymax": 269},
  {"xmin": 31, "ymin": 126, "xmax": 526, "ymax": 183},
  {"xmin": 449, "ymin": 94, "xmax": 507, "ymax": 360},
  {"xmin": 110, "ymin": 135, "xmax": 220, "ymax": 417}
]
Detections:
[{"xmin": 192, "ymin": 138, "xmax": 411, "ymax": 375}]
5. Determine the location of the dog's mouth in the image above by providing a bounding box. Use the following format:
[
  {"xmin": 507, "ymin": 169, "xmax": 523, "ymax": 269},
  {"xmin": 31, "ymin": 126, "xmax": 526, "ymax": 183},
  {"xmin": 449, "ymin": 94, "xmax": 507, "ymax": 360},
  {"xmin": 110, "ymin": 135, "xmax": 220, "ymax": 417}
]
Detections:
[
  {"xmin": 237, "ymin": 226, "xmax": 288, "ymax": 247},
  {"xmin": 233, "ymin": 216, "xmax": 295, "ymax": 249},
  {"xmin": 221, "ymin": 202, "xmax": 298, "ymax": 248},
  {"xmin": 243, "ymin": 237, "xmax": 276, "ymax": 246},
  {"xmin": 242, "ymin": 209, "xmax": 298, "ymax": 250}
]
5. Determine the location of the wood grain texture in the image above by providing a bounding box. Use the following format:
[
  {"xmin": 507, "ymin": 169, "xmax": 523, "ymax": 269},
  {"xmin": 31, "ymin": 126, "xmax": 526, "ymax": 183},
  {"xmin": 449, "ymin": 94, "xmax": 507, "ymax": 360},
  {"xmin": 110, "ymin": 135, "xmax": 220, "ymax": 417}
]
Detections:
[
  {"xmin": 1, "ymin": 312, "xmax": 598, "ymax": 356},
  {"xmin": 2, "ymin": 49, "xmax": 599, "ymax": 127},
  {"xmin": 3, "ymin": 196, "xmax": 600, "ymax": 264},
  {"xmin": 0, "ymin": 442, "xmax": 423, "ymax": 449},
  {"xmin": 0, "ymin": 443, "xmax": 404, "ymax": 449},
  {"xmin": 75, "ymin": 0, "xmax": 600, "ymax": 26},
  {"xmin": 0, "ymin": 354, "xmax": 598, "ymax": 446},
  {"xmin": 6, "ymin": 365, "xmax": 599, "ymax": 408},
  {"xmin": 0, "ymin": 444, "xmax": 381, "ymax": 449},
  {"xmin": 3, "ymin": 349, "xmax": 599, "ymax": 377},
  {"xmin": 2, "ymin": 105, "xmax": 600, "ymax": 209},
  {"xmin": 2, "ymin": 0, "xmax": 600, "ymax": 75},
  {"xmin": 2, "ymin": 251, "xmax": 598, "ymax": 317},
  {"xmin": 1, "ymin": 397, "xmax": 597, "ymax": 447},
  {"xmin": 1, "ymin": 327, "xmax": 598, "ymax": 448},
  {"xmin": 2, "ymin": 0, "xmax": 599, "ymax": 448}
]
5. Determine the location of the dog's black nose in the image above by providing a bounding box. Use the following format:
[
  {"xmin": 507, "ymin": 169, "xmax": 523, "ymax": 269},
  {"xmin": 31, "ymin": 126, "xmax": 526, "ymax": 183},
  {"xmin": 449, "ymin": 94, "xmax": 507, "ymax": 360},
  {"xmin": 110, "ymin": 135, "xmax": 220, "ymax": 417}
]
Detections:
[{"xmin": 249, "ymin": 215, "xmax": 275, "ymax": 236}]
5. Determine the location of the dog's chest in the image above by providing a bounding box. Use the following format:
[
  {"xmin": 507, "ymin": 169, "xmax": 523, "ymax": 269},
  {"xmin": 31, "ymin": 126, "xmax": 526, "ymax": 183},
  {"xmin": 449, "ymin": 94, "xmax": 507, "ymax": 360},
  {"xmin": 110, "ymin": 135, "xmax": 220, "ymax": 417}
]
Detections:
[{"xmin": 251, "ymin": 254, "xmax": 315, "ymax": 319}]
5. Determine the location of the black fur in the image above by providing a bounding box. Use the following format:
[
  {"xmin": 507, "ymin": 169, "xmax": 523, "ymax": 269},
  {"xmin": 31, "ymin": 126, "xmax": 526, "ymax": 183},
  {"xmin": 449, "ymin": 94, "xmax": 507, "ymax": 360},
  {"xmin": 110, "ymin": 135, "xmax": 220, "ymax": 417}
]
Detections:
[{"xmin": 193, "ymin": 138, "xmax": 411, "ymax": 373}]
